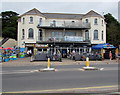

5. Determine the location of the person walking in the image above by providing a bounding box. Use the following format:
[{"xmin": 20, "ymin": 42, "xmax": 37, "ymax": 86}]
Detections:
[{"xmin": 109, "ymin": 51, "xmax": 112, "ymax": 60}]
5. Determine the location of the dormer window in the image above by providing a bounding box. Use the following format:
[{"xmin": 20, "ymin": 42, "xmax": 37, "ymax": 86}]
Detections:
[
  {"xmin": 94, "ymin": 18, "xmax": 98, "ymax": 25},
  {"xmin": 30, "ymin": 17, "xmax": 33, "ymax": 23}
]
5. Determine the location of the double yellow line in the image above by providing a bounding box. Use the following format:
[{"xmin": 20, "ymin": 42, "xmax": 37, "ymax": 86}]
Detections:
[{"xmin": 2, "ymin": 85, "xmax": 118, "ymax": 93}]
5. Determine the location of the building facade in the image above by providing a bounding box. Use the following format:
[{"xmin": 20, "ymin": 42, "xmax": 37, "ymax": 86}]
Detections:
[{"xmin": 17, "ymin": 8, "xmax": 106, "ymax": 57}]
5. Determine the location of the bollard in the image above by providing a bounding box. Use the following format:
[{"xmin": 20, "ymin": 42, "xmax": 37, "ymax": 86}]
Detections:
[
  {"xmin": 48, "ymin": 58, "xmax": 51, "ymax": 68},
  {"xmin": 86, "ymin": 57, "xmax": 89, "ymax": 67}
]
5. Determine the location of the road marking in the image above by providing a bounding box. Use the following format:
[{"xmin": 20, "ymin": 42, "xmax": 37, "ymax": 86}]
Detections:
[
  {"xmin": 1, "ymin": 67, "xmax": 118, "ymax": 74},
  {"xmin": 2, "ymin": 85, "xmax": 118, "ymax": 93}
]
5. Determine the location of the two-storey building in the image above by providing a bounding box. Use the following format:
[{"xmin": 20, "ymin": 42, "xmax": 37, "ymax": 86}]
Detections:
[{"xmin": 17, "ymin": 8, "xmax": 106, "ymax": 57}]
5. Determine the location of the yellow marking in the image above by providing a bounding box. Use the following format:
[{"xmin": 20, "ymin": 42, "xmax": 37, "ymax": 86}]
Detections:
[{"xmin": 2, "ymin": 85, "xmax": 118, "ymax": 93}]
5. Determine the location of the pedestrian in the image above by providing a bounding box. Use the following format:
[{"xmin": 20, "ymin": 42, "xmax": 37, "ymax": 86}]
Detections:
[
  {"xmin": 109, "ymin": 51, "xmax": 112, "ymax": 60},
  {"xmin": 29, "ymin": 50, "xmax": 33, "ymax": 57},
  {"xmin": 27, "ymin": 50, "xmax": 30, "ymax": 57}
]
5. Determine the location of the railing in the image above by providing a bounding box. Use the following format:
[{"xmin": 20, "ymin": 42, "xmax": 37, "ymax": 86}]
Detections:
[
  {"xmin": 38, "ymin": 21, "xmax": 90, "ymax": 28},
  {"xmin": 36, "ymin": 36, "xmax": 90, "ymax": 42}
]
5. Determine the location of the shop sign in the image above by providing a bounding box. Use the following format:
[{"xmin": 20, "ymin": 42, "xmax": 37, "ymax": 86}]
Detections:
[
  {"xmin": 36, "ymin": 44, "xmax": 48, "ymax": 48},
  {"xmin": 25, "ymin": 44, "xmax": 35, "ymax": 47}
]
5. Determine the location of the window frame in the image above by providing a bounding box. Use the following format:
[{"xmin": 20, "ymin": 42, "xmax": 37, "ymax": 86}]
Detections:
[
  {"xmin": 22, "ymin": 29, "xmax": 25, "ymax": 40},
  {"xmin": 102, "ymin": 31, "xmax": 104, "ymax": 41},
  {"xmin": 94, "ymin": 30, "xmax": 99, "ymax": 40},
  {"xmin": 94, "ymin": 18, "xmax": 98, "ymax": 25},
  {"xmin": 23, "ymin": 18, "xmax": 25, "ymax": 24},
  {"xmin": 85, "ymin": 30, "xmax": 89, "ymax": 40},
  {"xmin": 28, "ymin": 28, "xmax": 34, "ymax": 39},
  {"xmin": 39, "ymin": 18, "xmax": 42, "ymax": 25},
  {"xmin": 86, "ymin": 19, "xmax": 88, "ymax": 23},
  {"xmin": 29, "ymin": 17, "xmax": 33, "ymax": 24}
]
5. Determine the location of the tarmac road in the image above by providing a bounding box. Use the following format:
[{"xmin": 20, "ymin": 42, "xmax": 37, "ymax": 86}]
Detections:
[{"xmin": 2, "ymin": 63, "xmax": 119, "ymax": 93}]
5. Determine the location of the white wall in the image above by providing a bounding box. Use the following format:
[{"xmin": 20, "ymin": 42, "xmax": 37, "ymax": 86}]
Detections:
[
  {"xmin": 82, "ymin": 16, "xmax": 106, "ymax": 44},
  {"xmin": 18, "ymin": 13, "xmax": 106, "ymax": 48},
  {"xmin": 18, "ymin": 15, "xmax": 46, "ymax": 47}
]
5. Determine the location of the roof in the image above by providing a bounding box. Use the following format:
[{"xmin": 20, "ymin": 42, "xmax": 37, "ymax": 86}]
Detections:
[
  {"xmin": 0, "ymin": 38, "xmax": 9, "ymax": 46},
  {"xmin": 83, "ymin": 10, "xmax": 104, "ymax": 18},
  {"xmin": 20, "ymin": 8, "xmax": 45, "ymax": 17},
  {"xmin": 43, "ymin": 13, "xmax": 83, "ymax": 19},
  {"xmin": 20, "ymin": 8, "xmax": 103, "ymax": 19}
]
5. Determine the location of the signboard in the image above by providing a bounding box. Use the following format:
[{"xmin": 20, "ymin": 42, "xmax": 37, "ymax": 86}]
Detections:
[
  {"xmin": 64, "ymin": 36, "xmax": 83, "ymax": 41},
  {"xmin": 36, "ymin": 44, "xmax": 48, "ymax": 48},
  {"xmin": 25, "ymin": 44, "xmax": 35, "ymax": 47},
  {"xmin": 103, "ymin": 44, "xmax": 115, "ymax": 49}
]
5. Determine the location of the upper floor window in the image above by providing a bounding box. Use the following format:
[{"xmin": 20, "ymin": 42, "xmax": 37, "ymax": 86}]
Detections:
[
  {"xmin": 38, "ymin": 29, "xmax": 43, "ymax": 41},
  {"xmin": 39, "ymin": 18, "xmax": 42, "ymax": 25},
  {"xmin": 94, "ymin": 30, "xmax": 98, "ymax": 40},
  {"xmin": 28, "ymin": 28, "xmax": 34, "ymax": 39},
  {"xmin": 102, "ymin": 20, "xmax": 104, "ymax": 26},
  {"xmin": 22, "ymin": 29, "xmax": 25, "ymax": 39},
  {"xmin": 102, "ymin": 31, "xmax": 104, "ymax": 40},
  {"xmin": 30, "ymin": 17, "xmax": 33, "ymax": 23},
  {"xmin": 53, "ymin": 20, "xmax": 56, "ymax": 27},
  {"xmin": 86, "ymin": 19, "xmax": 88, "ymax": 23},
  {"xmin": 65, "ymin": 32, "xmax": 76, "ymax": 36},
  {"xmin": 85, "ymin": 30, "xmax": 89, "ymax": 40},
  {"xmin": 23, "ymin": 18, "xmax": 25, "ymax": 24},
  {"xmin": 94, "ymin": 18, "xmax": 98, "ymax": 25}
]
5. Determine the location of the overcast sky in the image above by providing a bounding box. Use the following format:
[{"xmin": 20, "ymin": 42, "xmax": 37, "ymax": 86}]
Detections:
[{"xmin": 1, "ymin": 1, "xmax": 119, "ymax": 20}]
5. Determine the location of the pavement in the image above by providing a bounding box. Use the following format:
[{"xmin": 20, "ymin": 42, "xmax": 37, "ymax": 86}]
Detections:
[{"xmin": 1, "ymin": 57, "xmax": 120, "ymax": 67}]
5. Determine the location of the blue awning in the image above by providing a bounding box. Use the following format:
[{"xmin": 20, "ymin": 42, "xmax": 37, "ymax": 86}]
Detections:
[{"xmin": 92, "ymin": 43, "xmax": 116, "ymax": 49}]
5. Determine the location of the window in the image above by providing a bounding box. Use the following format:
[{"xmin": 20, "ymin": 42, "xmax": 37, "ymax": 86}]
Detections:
[
  {"xmin": 39, "ymin": 18, "xmax": 42, "ymax": 25},
  {"xmin": 86, "ymin": 19, "xmax": 88, "ymax": 23},
  {"xmin": 53, "ymin": 20, "xmax": 56, "ymax": 27},
  {"xmin": 94, "ymin": 18, "xmax": 98, "ymax": 25},
  {"xmin": 65, "ymin": 32, "xmax": 76, "ymax": 36},
  {"xmin": 85, "ymin": 30, "xmax": 89, "ymax": 40},
  {"xmin": 94, "ymin": 30, "xmax": 98, "ymax": 40},
  {"xmin": 102, "ymin": 20, "xmax": 103, "ymax": 26},
  {"xmin": 38, "ymin": 29, "xmax": 42, "ymax": 41},
  {"xmin": 102, "ymin": 31, "xmax": 104, "ymax": 40},
  {"xmin": 23, "ymin": 18, "xmax": 25, "ymax": 24},
  {"xmin": 30, "ymin": 17, "xmax": 33, "ymax": 23},
  {"xmin": 28, "ymin": 28, "xmax": 34, "ymax": 39},
  {"xmin": 22, "ymin": 29, "xmax": 25, "ymax": 39},
  {"xmin": 52, "ymin": 32, "xmax": 63, "ymax": 41}
]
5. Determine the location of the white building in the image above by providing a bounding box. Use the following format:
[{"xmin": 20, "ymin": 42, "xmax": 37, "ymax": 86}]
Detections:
[{"xmin": 17, "ymin": 8, "xmax": 106, "ymax": 57}]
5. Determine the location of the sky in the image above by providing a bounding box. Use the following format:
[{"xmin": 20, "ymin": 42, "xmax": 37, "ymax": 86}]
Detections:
[{"xmin": 1, "ymin": 0, "xmax": 120, "ymax": 20}]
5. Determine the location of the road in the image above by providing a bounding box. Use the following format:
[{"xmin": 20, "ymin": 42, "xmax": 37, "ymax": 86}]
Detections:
[{"xmin": 2, "ymin": 63, "xmax": 119, "ymax": 93}]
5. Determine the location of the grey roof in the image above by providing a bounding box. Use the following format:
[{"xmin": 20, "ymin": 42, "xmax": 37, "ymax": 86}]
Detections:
[
  {"xmin": 20, "ymin": 8, "xmax": 103, "ymax": 19},
  {"xmin": 20, "ymin": 8, "xmax": 45, "ymax": 17},
  {"xmin": 43, "ymin": 13, "xmax": 84, "ymax": 19},
  {"xmin": 83, "ymin": 10, "xmax": 103, "ymax": 18}
]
